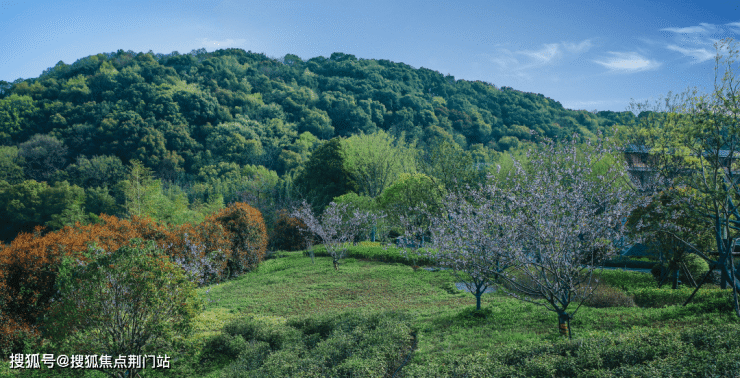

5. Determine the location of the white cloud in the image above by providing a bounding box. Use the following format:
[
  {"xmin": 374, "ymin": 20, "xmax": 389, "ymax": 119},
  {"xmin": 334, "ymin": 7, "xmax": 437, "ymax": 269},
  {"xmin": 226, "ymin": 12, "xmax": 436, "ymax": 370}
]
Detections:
[
  {"xmin": 560, "ymin": 99, "xmax": 625, "ymax": 111},
  {"xmin": 489, "ymin": 51, "xmax": 519, "ymax": 70},
  {"xmin": 197, "ymin": 38, "xmax": 247, "ymax": 48},
  {"xmin": 484, "ymin": 39, "xmax": 593, "ymax": 82},
  {"xmin": 727, "ymin": 22, "xmax": 740, "ymax": 34},
  {"xmin": 666, "ymin": 45, "xmax": 714, "ymax": 63},
  {"xmin": 519, "ymin": 43, "xmax": 561, "ymax": 64},
  {"xmin": 661, "ymin": 25, "xmax": 708, "ymax": 34},
  {"xmin": 492, "ymin": 39, "xmax": 592, "ymax": 70},
  {"xmin": 661, "ymin": 22, "xmax": 731, "ymax": 36},
  {"xmin": 562, "ymin": 39, "xmax": 593, "ymax": 53},
  {"xmin": 593, "ymin": 52, "xmax": 661, "ymax": 72}
]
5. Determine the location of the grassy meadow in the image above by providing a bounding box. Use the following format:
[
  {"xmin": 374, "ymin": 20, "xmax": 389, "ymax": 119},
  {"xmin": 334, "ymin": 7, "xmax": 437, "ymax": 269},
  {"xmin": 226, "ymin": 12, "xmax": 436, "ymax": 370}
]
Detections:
[{"xmin": 4, "ymin": 245, "xmax": 740, "ymax": 377}]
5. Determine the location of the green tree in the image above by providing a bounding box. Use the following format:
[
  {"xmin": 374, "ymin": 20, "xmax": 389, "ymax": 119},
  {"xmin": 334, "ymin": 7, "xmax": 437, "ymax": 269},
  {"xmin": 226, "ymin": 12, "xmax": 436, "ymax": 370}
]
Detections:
[
  {"xmin": 333, "ymin": 192, "xmax": 387, "ymax": 242},
  {"xmin": 120, "ymin": 160, "xmax": 164, "ymax": 219},
  {"xmin": 17, "ymin": 133, "xmax": 69, "ymax": 183},
  {"xmin": 417, "ymin": 139, "xmax": 481, "ymax": 194},
  {"xmin": 41, "ymin": 240, "xmax": 203, "ymax": 378},
  {"xmin": 59, "ymin": 74, "xmax": 91, "ymax": 103},
  {"xmin": 319, "ymin": 91, "xmax": 376, "ymax": 136},
  {"xmin": 624, "ymin": 38, "xmax": 740, "ymax": 316},
  {"xmin": 0, "ymin": 94, "xmax": 38, "ymax": 143},
  {"xmin": 0, "ymin": 179, "xmax": 46, "ymax": 239},
  {"xmin": 64, "ymin": 154, "xmax": 127, "ymax": 189},
  {"xmin": 294, "ymin": 138, "xmax": 358, "ymax": 212},
  {"xmin": 0, "ymin": 146, "xmax": 25, "ymax": 184},
  {"xmin": 377, "ymin": 173, "xmax": 444, "ymax": 242},
  {"xmin": 42, "ymin": 180, "xmax": 87, "ymax": 229},
  {"xmin": 84, "ymin": 186, "xmax": 121, "ymax": 219},
  {"xmin": 342, "ymin": 130, "xmax": 416, "ymax": 198},
  {"xmin": 206, "ymin": 121, "xmax": 264, "ymax": 165}
]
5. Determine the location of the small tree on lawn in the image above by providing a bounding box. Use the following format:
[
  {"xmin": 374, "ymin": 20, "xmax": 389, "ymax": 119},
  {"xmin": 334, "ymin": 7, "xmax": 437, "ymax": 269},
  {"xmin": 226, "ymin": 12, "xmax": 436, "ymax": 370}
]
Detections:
[
  {"xmin": 40, "ymin": 239, "xmax": 203, "ymax": 378},
  {"xmin": 405, "ymin": 180, "xmax": 520, "ymax": 311},
  {"xmin": 501, "ymin": 134, "xmax": 639, "ymax": 338},
  {"xmin": 292, "ymin": 201, "xmax": 375, "ymax": 270}
]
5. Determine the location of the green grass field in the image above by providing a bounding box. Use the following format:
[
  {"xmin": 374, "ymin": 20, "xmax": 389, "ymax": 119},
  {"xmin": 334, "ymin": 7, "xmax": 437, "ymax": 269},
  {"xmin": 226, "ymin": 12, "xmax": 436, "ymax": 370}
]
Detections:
[{"xmin": 5, "ymin": 246, "xmax": 740, "ymax": 377}]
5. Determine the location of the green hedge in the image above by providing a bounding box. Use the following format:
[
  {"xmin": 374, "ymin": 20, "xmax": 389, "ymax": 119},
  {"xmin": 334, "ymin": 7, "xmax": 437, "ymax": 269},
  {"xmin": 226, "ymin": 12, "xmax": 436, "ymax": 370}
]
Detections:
[
  {"xmin": 630, "ymin": 286, "xmax": 734, "ymax": 310},
  {"xmin": 304, "ymin": 244, "xmax": 439, "ymax": 266},
  {"xmin": 400, "ymin": 324, "xmax": 740, "ymax": 377}
]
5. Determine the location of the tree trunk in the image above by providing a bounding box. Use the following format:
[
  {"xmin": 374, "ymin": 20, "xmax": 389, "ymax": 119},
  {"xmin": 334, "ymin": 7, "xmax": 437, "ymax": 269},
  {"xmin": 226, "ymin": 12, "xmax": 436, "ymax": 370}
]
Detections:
[
  {"xmin": 681, "ymin": 262, "xmax": 697, "ymax": 287},
  {"xmin": 721, "ymin": 260, "xmax": 730, "ymax": 289},
  {"xmin": 333, "ymin": 258, "xmax": 339, "ymax": 271},
  {"xmin": 558, "ymin": 311, "xmax": 570, "ymax": 338},
  {"xmin": 475, "ymin": 292, "xmax": 481, "ymax": 311}
]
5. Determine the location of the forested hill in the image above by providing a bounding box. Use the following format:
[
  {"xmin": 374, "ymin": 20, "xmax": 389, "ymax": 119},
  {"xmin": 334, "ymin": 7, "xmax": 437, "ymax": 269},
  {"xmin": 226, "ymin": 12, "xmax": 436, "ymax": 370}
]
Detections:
[
  {"xmin": 0, "ymin": 48, "xmax": 638, "ymax": 241},
  {"xmin": 1, "ymin": 48, "xmax": 636, "ymax": 161}
]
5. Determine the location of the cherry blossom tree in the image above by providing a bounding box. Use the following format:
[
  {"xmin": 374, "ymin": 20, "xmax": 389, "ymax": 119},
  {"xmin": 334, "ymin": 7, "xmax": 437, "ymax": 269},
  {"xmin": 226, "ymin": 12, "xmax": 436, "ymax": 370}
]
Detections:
[
  {"xmin": 500, "ymin": 134, "xmax": 640, "ymax": 338},
  {"xmin": 292, "ymin": 201, "xmax": 378, "ymax": 270},
  {"xmin": 416, "ymin": 182, "xmax": 520, "ymax": 311}
]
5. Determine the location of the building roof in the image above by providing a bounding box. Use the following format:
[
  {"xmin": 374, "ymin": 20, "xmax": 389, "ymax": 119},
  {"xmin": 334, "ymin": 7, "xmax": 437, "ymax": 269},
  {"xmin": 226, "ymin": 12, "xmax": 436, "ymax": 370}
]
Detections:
[{"xmin": 623, "ymin": 144, "xmax": 740, "ymax": 158}]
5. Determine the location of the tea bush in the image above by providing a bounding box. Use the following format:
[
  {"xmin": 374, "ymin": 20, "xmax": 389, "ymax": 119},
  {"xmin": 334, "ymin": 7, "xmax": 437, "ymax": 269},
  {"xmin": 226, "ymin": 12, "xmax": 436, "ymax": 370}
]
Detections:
[
  {"xmin": 220, "ymin": 340, "xmax": 272, "ymax": 377},
  {"xmin": 199, "ymin": 310, "xmax": 416, "ymax": 377},
  {"xmin": 400, "ymin": 324, "xmax": 740, "ymax": 377}
]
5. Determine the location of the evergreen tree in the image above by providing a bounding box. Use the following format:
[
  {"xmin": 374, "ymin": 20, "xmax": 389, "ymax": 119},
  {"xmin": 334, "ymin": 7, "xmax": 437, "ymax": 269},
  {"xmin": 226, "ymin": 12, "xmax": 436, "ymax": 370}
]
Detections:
[{"xmin": 294, "ymin": 138, "xmax": 357, "ymax": 212}]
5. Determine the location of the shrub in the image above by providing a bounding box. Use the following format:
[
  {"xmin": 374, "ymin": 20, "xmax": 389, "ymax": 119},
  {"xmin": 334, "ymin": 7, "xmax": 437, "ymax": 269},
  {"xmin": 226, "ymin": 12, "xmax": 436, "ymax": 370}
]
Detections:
[
  {"xmin": 0, "ymin": 213, "xmax": 228, "ymax": 354},
  {"xmin": 681, "ymin": 253, "xmax": 709, "ymax": 284},
  {"xmin": 203, "ymin": 333, "xmax": 249, "ymax": 362},
  {"xmin": 39, "ymin": 240, "xmax": 203, "ymax": 378},
  {"xmin": 220, "ymin": 340, "xmax": 272, "ymax": 377},
  {"xmin": 631, "ymin": 286, "xmax": 732, "ymax": 309},
  {"xmin": 582, "ymin": 284, "xmax": 636, "ymax": 308},
  {"xmin": 708, "ymin": 269, "xmax": 723, "ymax": 286},
  {"xmin": 211, "ymin": 202, "xmax": 268, "ymax": 276},
  {"xmin": 651, "ymin": 263, "xmax": 667, "ymax": 283},
  {"xmin": 651, "ymin": 254, "xmax": 710, "ymax": 287},
  {"xmin": 596, "ymin": 269, "xmax": 656, "ymax": 292},
  {"xmin": 222, "ymin": 316, "xmax": 303, "ymax": 351},
  {"xmin": 222, "ymin": 317, "xmax": 262, "ymax": 341},
  {"xmin": 269, "ymin": 209, "xmax": 311, "ymax": 251},
  {"xmin": 212, "ymin": 311, "xmax": 415, "ymax": 377}
]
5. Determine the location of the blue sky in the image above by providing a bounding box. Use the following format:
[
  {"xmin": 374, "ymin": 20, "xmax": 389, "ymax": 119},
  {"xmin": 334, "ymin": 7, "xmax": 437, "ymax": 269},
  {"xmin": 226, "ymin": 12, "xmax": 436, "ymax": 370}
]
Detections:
[{"xmin": 1, "ymin": 0, "xmax": 739, "ymax": 112}]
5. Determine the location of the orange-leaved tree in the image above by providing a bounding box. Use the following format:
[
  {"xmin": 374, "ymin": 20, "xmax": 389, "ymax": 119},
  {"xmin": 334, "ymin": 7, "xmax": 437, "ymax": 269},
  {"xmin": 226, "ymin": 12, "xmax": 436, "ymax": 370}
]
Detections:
[
  {"xmin": 0, "ymin": 219, "xmax": 143, "ymax": 355},
  {"xmin": 0, "ymin": 214, "xmax": 179, "ymax": 355},
  {"xmin": 165, "ymin": 220, "xmax": 233, "ymax": 285},
  {"xmin": 270, "ymin": 209, "xmax": 312, "ymax": 251},
  {"xmin": 210, "ymin": 202, "xmax": 268, "ymax": 277}
]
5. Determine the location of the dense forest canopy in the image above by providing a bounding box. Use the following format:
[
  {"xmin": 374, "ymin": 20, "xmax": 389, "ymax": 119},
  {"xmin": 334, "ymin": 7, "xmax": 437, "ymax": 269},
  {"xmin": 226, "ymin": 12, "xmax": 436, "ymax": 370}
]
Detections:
[{"xmin": 0, "ymin": 48, "xmax": 639, "ymax": 242}]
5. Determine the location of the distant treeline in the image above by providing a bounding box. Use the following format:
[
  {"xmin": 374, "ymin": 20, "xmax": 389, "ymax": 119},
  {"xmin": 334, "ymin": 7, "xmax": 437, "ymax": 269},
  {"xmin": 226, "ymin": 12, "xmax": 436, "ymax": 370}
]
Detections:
[{"xmin": 0, "ymin": 48, "xmax": 640, "ymax": 242}]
